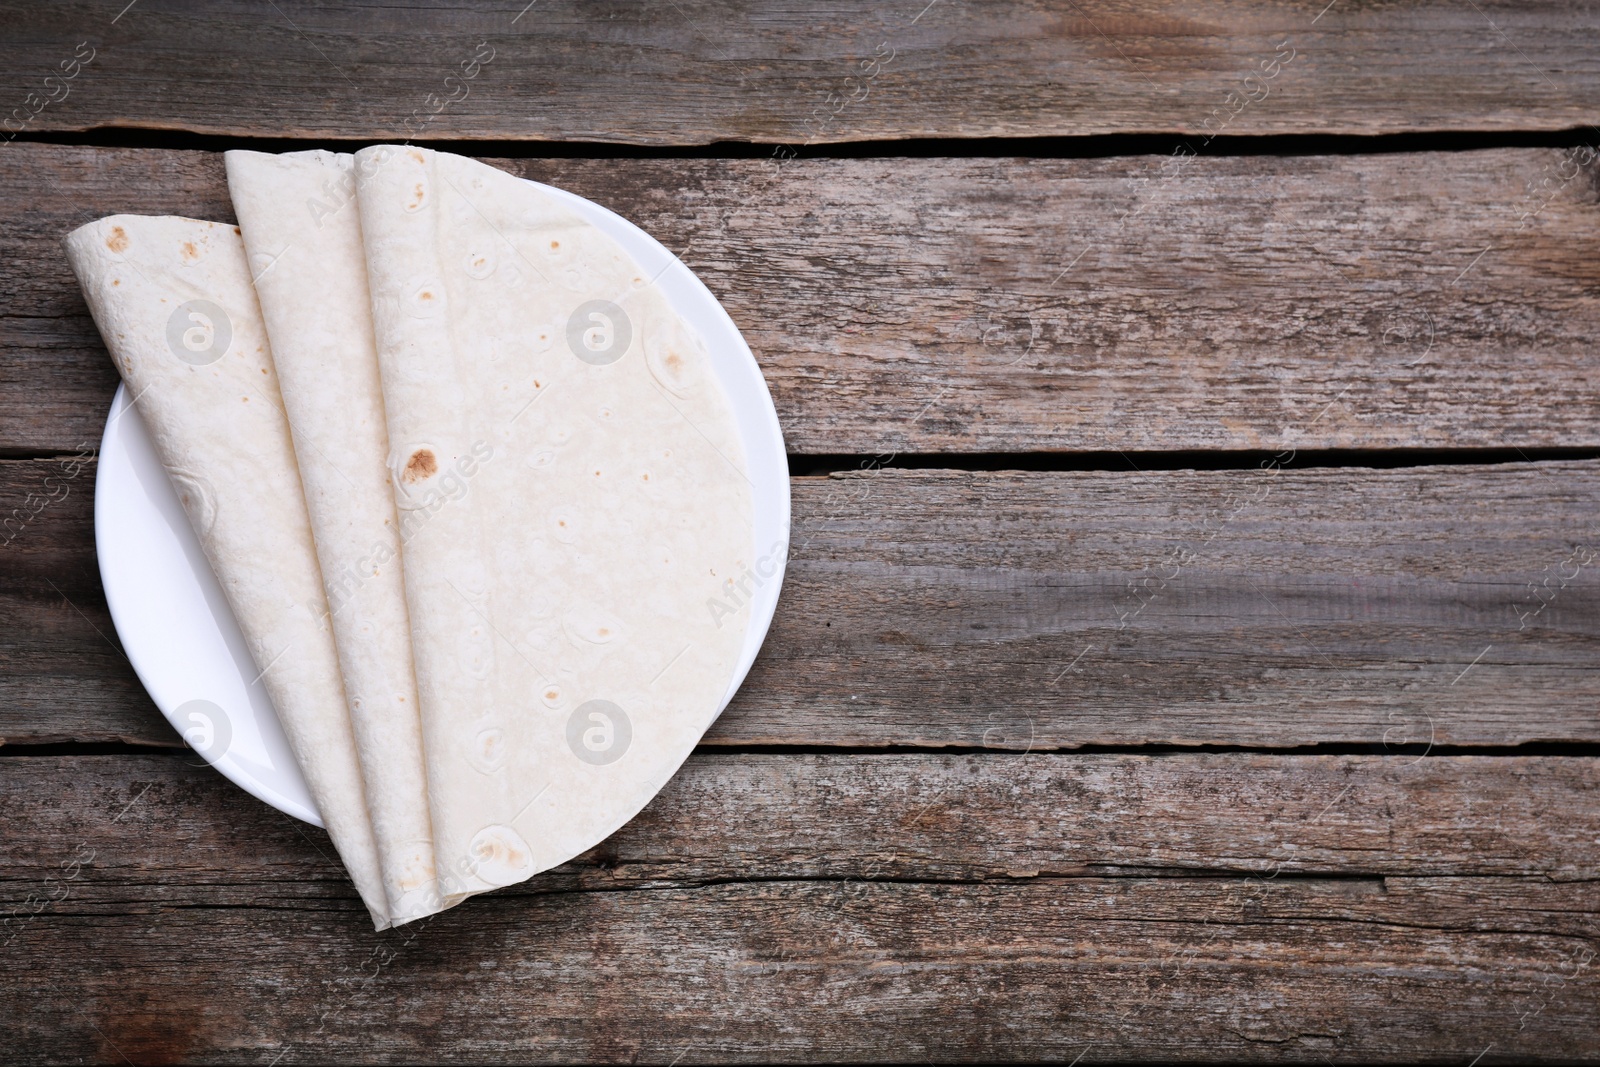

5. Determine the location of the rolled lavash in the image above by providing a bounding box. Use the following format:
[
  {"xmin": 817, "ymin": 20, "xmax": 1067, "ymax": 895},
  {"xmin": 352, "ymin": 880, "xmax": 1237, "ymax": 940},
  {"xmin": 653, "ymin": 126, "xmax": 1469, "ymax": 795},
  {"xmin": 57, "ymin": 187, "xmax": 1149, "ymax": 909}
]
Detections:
[
  {"xmin": 65, "ymin": 215, "xmax": 392, "ymax": 930},
  {"xmin": 226, "ymin": 150, "xmax": 445, "ymax": 924},
  {"xmin": 354, "ymin": 146, "xmax": 754, "ymax": 898}
]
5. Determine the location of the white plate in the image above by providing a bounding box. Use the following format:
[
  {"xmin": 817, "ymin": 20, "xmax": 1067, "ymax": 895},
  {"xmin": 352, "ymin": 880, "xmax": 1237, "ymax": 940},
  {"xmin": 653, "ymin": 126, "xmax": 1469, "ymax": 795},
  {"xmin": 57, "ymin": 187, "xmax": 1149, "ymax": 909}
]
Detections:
[{"xmin": 95, "ymin": 182, "xmax": 790, "ymax": 826}]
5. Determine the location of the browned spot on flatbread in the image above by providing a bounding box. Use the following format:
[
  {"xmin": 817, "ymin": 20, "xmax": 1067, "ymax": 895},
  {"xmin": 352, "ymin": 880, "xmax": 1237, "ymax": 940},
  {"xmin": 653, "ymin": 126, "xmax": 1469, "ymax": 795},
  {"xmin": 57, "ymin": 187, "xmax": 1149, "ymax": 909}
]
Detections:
[
  {"xmin": 181, "ymin": 241, "xmax": 198, "ymax": 261},
  {"xmin": 408, "ymin": 182, "xmax": 425, "ymax": 210},
  {"xmin": 106, "ymin": 226, "xmax": 129, "ymax": 253},
  {"xmin": 664, "ymin": 350, "xmax": 684, "ymax": 373},
  {"xmin": 419, "ymin": 290, "xmax": 434, "ymax": 301},
  {"xmin": 408, "ymin": 149, "xmax": 425, "ymax": 163},
  {"xmin": 550, "ymin": 240, "xmax": 560, "ymax": 250},
  {"xmin": 403, "ymin": 449, "xmax": 438, "ymax": 483}
]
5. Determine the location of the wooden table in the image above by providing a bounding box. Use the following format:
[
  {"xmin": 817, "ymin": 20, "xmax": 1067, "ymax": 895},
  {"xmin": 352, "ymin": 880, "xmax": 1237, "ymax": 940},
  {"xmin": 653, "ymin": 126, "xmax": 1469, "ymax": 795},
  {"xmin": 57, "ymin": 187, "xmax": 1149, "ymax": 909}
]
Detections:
[{"xmin": 3, "ymin": 2, "xmax": 1599, "ymax": 1062}]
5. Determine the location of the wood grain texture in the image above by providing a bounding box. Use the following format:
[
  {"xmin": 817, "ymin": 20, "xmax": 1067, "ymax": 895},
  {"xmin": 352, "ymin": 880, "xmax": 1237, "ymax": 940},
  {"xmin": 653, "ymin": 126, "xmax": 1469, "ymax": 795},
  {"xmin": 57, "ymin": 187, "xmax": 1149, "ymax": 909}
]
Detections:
[
  {"xmin": 0, "ymin": 454, "xmax": 147, "ymax": 747},
  {"xmin": 6, "ymin": 457, "xmax": 1599, "ymax": 749},
  {"xmin": 15, "ymin": 877, "xmax": 1597, "ymax": 1063},
  {"xmin": 2, "ymin": 754, "xmax": 1596, "ymax": 1063},
  {"xmin": 4, "ymin": 144, "xmax": 1600, "ymax": 455},
  {"xmin": 5, "ymin": 754, "xmax": 1597, "ymax": 886},
  {"xmin": 2, "ymin": 1, "xmax": 1599, "ymax": 143},
  {"xmin": 5, "ymin": 8, "xmax": 1597, "ymax": 1061}
]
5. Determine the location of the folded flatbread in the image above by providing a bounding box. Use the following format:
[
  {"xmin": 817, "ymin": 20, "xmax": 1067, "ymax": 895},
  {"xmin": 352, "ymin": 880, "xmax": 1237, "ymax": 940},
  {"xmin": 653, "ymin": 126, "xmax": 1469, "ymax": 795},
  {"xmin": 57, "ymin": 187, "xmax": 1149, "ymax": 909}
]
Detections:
[
  {"xmin": 65, "ymin": 215, "xmax": 391, "ymax": 930},
  {"xmin": 227, "ymin": 150, "xmax": 443, "ymax": 925},
  {"xmin": 355, "ymin": 146, "xmax": 754, "ymax": 898}
]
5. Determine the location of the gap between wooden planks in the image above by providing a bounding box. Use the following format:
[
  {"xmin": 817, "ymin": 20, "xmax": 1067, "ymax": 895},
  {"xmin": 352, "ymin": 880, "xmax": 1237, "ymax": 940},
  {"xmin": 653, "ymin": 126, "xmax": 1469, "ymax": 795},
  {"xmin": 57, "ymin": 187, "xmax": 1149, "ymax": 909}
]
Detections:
[
  {"xmin": 2, "ymin": 144, "xmax": 1599, "ymax": 455},
  {"xmin": 1, "ymin": 753, "xmax": 1595, "ymax": 1062},
  {"xmin": 4, "ymin": 458, "xmax": 1597, "ymax": 750},
  {"xmin": 2, "ymin": 0, "xmax": 1598, "ymax": 142}
]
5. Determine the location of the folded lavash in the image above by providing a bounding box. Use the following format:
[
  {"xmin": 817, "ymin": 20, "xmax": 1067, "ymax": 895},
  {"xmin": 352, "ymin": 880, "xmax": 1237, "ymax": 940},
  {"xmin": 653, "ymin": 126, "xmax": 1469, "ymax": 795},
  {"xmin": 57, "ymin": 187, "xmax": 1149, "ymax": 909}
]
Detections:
[
  {"xmin": 354, "ymin": 146, "xmax": 754, "ymax": 898},
  {"xmin": 226, "ymin": 150, "xmax": 445, "ymax": 925},
  {"xmin": 64, "ymin": 215, "xmax": 392, "ymax": 929}
]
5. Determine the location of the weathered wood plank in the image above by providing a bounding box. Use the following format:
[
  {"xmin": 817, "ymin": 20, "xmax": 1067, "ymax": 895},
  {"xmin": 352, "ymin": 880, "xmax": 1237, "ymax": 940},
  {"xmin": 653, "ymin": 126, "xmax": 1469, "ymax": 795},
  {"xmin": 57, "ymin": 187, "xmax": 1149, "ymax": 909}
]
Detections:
[
  {"xmin": 745, "ymin": 460, "xmax": 1600, "ymax": 750},
  {"xmin": 0, "ymin": 453, "xmax": 150, "ymax": 747},
  {"xmin": 2, "ymin": 756, "xmax": 1596, "ymax": 1063},
  {"xmin": 4, "ymin": 144, "xmax": 1600, "ymax": 454},
  {"xmin": 4, "ymin": 754, "xmax": 1597, "ymax": 886},
  {"xmin": 3, "ymin": 1, "xmax": 1599, "ymax": 143},
  {"xmin": 12, "ymin": 878, "xmax": 1597, "ymax": 1063},
  {"xmin": 5, "ymin": 458, "xmax": 1598, "ymax": 749}
]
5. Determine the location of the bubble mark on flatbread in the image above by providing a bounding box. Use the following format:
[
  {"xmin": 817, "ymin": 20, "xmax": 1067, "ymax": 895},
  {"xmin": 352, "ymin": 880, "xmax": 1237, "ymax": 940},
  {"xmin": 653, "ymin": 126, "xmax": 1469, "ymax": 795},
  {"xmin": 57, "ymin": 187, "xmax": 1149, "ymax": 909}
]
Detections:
[
  {"xmin": 175, "ymin": 699, "xmax": 232, "ymax": 763},
  {"xmin": 164, "ymin": 300, "xmax": 232, "ymax": 366},
  {"xmin": 566, "ymin": 699, "xmax": 631, "ymax": 765},
  {"xmin": 566, "ymin": 300, "xmax": 631, "ymax": 365},
  {"xmin": 466, "ymin": 824, "xmax": 534, "ymax": 887},
  {"xmin": 166, "ymin": 467, "xmax": 219, "ymax": 537},
  {"xmin": 467, "ymin": 727, "xmax": 507, "ymax": 774}
]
